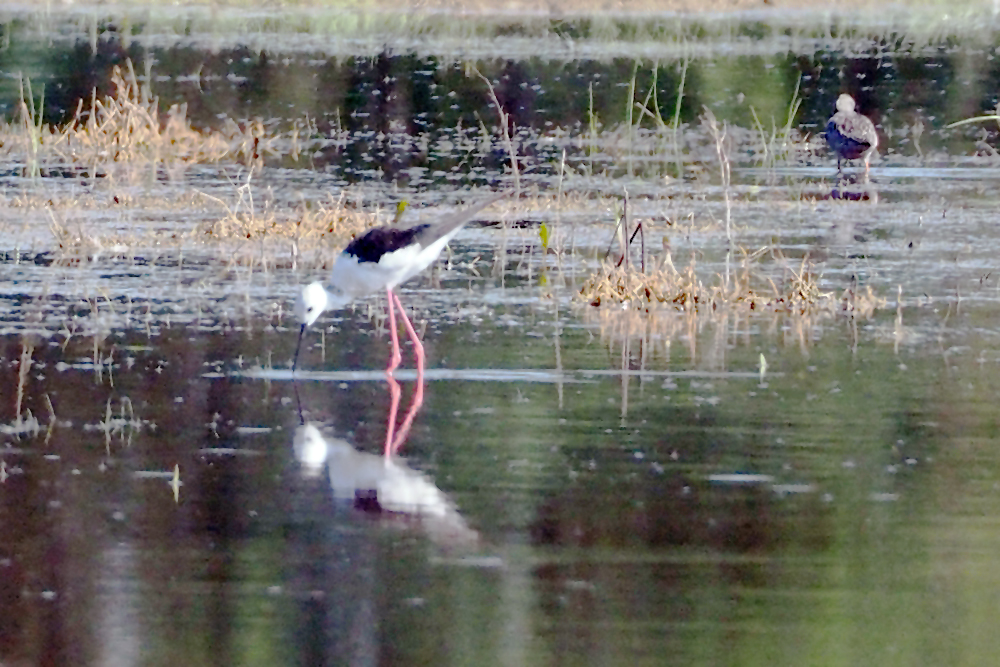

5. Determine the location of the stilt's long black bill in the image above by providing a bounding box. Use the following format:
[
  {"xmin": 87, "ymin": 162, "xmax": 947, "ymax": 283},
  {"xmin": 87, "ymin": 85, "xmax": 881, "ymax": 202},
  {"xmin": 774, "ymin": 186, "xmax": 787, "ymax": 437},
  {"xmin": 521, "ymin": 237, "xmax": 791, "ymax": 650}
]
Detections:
[{"xmin": 292, "ymin": 323, "xmax": 306, "ymax": 372}]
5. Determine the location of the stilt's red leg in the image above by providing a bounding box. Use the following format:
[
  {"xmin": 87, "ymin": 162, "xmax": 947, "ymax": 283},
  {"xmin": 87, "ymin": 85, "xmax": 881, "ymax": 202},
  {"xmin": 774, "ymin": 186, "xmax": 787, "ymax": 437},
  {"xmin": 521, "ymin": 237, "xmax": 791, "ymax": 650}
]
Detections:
[
  {"xmin": 383, "ymin": 291, "xmax": 425, "ymax": 456},
  {"xmin": 385, "ymin": 287, "xmax": 402, "ymax": 374}
]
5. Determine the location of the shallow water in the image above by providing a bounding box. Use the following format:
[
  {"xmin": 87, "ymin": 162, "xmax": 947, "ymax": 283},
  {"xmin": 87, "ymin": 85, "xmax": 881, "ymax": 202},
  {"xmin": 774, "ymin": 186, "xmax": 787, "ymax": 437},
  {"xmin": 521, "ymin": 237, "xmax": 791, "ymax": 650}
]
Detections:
[
  {"xmin": 3, "ymin": 5, "xmax": 1000, "ymax": 666},
  {"xmin": 7, "ymin": 314, "xmax": 1000, "ymax": 665}
]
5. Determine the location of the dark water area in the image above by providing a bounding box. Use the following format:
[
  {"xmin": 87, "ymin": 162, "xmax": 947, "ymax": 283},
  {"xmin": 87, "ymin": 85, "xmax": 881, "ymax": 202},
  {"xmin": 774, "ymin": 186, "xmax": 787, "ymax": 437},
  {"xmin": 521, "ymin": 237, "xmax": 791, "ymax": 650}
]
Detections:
[{"xmin": 3, "ymin": 5, "xmax": 1000, "ymax": 666}]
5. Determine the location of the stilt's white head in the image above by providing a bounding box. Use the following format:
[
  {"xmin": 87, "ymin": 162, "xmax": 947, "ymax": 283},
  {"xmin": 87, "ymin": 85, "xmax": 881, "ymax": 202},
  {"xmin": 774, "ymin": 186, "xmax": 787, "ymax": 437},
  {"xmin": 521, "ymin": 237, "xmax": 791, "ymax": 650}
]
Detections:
[
  {"xmin": 295, "ymin": 282, "xmax": 352, "ymax": 327},
  {"xmin": 296, "ymin": 282, "xmax": 352, "ymax": 327},
  {"xmin": 293, "ymin": 282, "xmax": 351, "ymax": 370},
  {"xmin": 295, "ymin": 282, "xmax": 330, "ymax": 327}
]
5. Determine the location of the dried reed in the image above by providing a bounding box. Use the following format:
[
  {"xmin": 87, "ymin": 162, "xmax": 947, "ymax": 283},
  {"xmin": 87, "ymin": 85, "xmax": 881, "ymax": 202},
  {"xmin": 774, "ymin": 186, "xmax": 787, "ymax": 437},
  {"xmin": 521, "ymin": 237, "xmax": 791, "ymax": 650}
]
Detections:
[
  {"xmin": 579, "ymin": 244, "xmax": 883, "ymax": 318},
  {"xmin": 0, "ymin": 60, "xmax": 276, "ymax": 173}
]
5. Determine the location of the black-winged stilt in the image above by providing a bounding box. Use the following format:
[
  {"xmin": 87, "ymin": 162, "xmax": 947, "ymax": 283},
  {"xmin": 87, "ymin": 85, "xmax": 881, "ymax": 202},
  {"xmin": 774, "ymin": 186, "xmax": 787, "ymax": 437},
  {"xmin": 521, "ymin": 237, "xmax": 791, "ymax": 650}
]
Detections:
[
  {"xmin": 293, "ymin": 193, "xmax": 505, "ymax": 373},
  {"xmin": 826, "ymin": 94, "xmax": 878, "ymax": 173}
]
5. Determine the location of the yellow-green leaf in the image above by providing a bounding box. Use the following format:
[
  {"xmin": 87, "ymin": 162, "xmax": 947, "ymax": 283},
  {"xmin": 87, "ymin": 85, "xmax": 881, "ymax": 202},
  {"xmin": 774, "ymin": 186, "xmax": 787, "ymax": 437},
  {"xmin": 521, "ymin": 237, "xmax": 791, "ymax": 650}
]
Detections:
[{"xmin": 394, "ymin": 200, "xmax": 408, "ymax": 224}]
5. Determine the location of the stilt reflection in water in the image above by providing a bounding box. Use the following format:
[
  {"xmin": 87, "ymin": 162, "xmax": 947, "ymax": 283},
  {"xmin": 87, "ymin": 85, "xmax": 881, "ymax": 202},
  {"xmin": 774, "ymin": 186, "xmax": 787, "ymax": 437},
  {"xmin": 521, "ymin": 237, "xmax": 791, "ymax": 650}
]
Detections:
[{"xmin": 293, "ymin": 379, "xmax": 476, "ymax": 547}]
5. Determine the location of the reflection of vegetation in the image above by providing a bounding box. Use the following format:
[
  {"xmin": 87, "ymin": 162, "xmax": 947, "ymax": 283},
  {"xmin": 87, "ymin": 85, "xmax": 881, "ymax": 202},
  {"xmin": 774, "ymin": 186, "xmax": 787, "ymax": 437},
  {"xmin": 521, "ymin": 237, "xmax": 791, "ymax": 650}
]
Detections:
[
  {"xmin": 2, "ymin": 339, "xmax": 42, "ymax": 436},
  {"xmin": 90, "ymin": 396, "xmax": 147, "ymax": 453}
]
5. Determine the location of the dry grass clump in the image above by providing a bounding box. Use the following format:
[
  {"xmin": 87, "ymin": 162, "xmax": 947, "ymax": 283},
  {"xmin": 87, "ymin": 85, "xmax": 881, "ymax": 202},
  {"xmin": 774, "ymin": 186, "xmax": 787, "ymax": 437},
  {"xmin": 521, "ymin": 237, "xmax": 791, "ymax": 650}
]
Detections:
[
  {"xmin": 0, "ymin": 61, "xmax": 271, "ymax": 174},
  {"xmin": 61, "ymin": 62, "xmax": 231, "ymax": 166},
  {"xmin": 580, "ymin": 256, "xmax": 704, "ymax": 309},
  {"xmin": 197, "ymin": 179, "xmax": 375, "ymax": 249},
  {"xmin": 47, "ymin": 210, "xmax": 141, "ymax": 258},
  {"xmin": 192, "ymin": 178, "xmax": 416, "ymax": 271},
  {"xmin": 0, "ymin": 190, "xmax": 211, "ymax": 212},
  {"xmin": 579, "ymin": 246, "xmax": 883, "ymax": 317},
  {"xmin": 201, "ymin": 194, "xmax": 375, "ymax": 247},
  {"xmin": 0, "ymin": 189, "xmax": 208, "ymax": 259},
  {"xmin": 581, "ymin": 254, "xmax": 884, "ymax": 373},
  {"xmin": 0, "ymin": 168, "xmax": 391, "ymax": 263}
]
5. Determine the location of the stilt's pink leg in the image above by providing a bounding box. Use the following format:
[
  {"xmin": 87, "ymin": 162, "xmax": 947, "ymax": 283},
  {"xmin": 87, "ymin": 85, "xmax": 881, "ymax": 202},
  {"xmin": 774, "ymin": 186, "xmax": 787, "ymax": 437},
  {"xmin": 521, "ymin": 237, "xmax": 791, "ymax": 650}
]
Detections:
[
  {"xmin": 383, "ymin": 373, "xmax": 401, "ymax": 458},
  {"xmin": 384, "ymin": 291, "xmax": 425, "ymax": 456},
  {"xmin": 385, "ymin": 287, "xmax": 402, "ymax": 374}
]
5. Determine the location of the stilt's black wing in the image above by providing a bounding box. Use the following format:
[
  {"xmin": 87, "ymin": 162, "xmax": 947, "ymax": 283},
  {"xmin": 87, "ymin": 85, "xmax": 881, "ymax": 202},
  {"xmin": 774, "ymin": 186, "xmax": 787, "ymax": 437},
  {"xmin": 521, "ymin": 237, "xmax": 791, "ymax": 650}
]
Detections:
[
  {"xmin": 345, "ymin": 225, "xmax": 432, "ymax": 263},
  {"xmin": 343, "ymin": 192, "xmax": 508, "ymax": 264}
]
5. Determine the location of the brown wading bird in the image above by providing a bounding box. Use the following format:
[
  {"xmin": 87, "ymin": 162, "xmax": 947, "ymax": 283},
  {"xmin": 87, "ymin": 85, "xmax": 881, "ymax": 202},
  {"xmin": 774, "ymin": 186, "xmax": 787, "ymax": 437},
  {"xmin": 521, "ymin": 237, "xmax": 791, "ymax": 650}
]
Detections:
[{"xmin": 826, "ymin": 94, "xmax": 878, "ymax": 173}]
